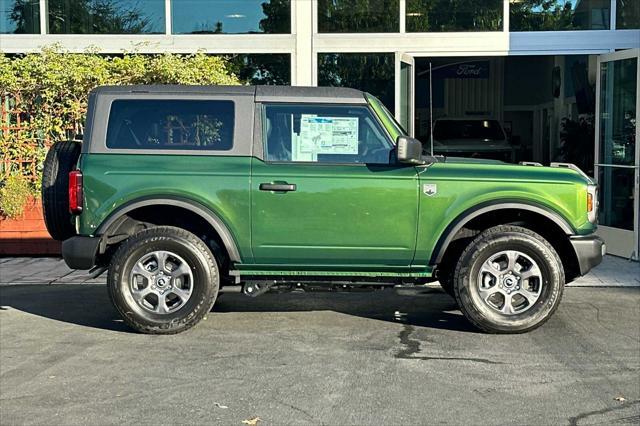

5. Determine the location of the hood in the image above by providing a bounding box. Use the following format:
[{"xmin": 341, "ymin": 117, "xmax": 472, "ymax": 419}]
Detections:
[
  {"xmin": 434, "ymin": 138, "xmax": 511, "ymax": 152},
  {"xmin": 441, "ymin": 156, "xmax": 506, "ymax": 165},
  {"xmin": 426, "ymin": 158, "xmax": 593, "ymax": 186}
]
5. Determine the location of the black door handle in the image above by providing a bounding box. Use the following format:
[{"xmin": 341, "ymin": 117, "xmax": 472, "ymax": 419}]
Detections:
[{"xmin": 259, "ymin": 183, "xmax": 297, "ymax": 192}]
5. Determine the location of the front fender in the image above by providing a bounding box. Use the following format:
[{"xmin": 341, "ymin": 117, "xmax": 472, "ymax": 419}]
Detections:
[{"xmin": 414, "ymin": 165, "xmax": 591, "ymax": 267}]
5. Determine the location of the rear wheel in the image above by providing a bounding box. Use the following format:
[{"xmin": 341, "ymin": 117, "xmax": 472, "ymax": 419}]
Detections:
[
  {"xmin": 453, "ymin": 225, "xmax": 564, "ymax": 334},
  {"xmin": 108, "ymin": 226, "xmax": 219, "ymax": 334},
  {"xmin": 41, "ymin": 141, "xmax": 81, "ymax": 241}
]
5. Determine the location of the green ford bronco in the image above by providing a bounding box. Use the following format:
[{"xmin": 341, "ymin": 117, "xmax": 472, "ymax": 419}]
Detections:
[{"xmin": 42, "ymin": 85, "xmax": 604, "ymax": 334}]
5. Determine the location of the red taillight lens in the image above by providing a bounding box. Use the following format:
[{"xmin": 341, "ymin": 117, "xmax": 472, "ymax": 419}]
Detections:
[{"xmin": 68, "ymin": 170, "xmax": 83, "ymax": 214}]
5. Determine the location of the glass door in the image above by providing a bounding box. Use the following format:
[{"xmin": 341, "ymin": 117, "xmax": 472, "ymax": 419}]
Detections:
[
  {"xmin": 396, "ymin": 53, "xmax": 415, "ymax": 137},
  {"xmin": 595, "ymin": 49, "xmax": 639, "ymax": 260}
]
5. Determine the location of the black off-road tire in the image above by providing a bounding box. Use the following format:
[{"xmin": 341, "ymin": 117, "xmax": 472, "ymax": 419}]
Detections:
[
  {"xmin": 438, "ymin": 266, "xmax": 456, "ymax": 299},
  {"xmin": 437, "ymin": 238, "xmax": 471, "ymax": 300},
  {"xmin": 108, "ymin": 226, "xmax": 219, "ymax": 334},
  {"xmin": 41, "ymin": 141, "xmax": 81, "ymax": 241},
  {"xmin": 453, "ymin": 225, "xmax": 565, "ymax": 334}
]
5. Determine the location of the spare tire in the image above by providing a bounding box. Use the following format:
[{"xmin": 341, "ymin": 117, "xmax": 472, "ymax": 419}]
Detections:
[{"xmin": 41, "ymin": 141, "xmax": 81, "ymax": 241}]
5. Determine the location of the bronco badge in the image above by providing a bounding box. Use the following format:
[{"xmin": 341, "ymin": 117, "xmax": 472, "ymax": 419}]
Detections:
[{"xmin": 423, "ymin": 183, "xmax": 437, "ymax": 196}]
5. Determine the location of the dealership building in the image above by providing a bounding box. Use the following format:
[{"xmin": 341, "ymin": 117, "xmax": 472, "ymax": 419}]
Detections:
[{"xmin": 1, "ymin": 0, "xmax": 639, "ymax": 259}]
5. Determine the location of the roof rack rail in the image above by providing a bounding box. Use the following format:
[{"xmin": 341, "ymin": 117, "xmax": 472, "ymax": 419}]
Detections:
[
  {"xmin": 549, "ymin": 162, "xmax": 592, "ymax": 181},
  {"xmin": 519, "ymin": 161, "xmax": 543, "ymax": 167}
]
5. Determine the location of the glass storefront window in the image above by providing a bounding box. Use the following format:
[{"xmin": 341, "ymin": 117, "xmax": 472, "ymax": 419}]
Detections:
[
  {"xmin": 318, "ymin": 53, "xmax": 395, "ymax": 113},
  {"xmin": 0, "ymin": 0, "xmax": 39, "ymax": 33},
  {"xmin": 598, "ymin": 167, "xmax": 635, "ymax": 230},
  {"xmin": 617, "ymin": 0, "xmax": 640, "ymax": 29},
  {"xmin": 597, "ymin": 56, "xmax": 637, "ymax": 231},
  {"xmin": 510, "ymin": 0, "xmax": 610, "ymax": 31},
  {"xmin": 172, "ymin": 0, "xmax": 290, "ymax": 34},
  {"xmin": 317, "ymin": 0, "xmax": 399, "ymax": 33},
  {"xmin": 48, "ymin": 0, "xmax": 165, "ymax": 34},
  {"xmin": 226, "ymin": 54, "xmax": 291, "ymax": 85},
  {"xmin": 599, "ymin": 57, "xmax": 637, "ymax": 167},
  {"xmin": 406, "ymin": 0, "xmax": 502, "ymax": 32}
]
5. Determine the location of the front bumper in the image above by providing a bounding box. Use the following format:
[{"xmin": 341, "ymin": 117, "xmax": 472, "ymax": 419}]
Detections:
[
  {"xmin": 62, "ymin": 236, "xmax": 101, "ymax": 270},
  {"xmin": 569, "ymin": 235, "xmax": 606, "ymax": 276}
]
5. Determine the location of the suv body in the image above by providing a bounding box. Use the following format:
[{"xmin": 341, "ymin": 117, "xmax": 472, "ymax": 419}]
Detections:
[
  {"xmin": 48, "ymin": 85, "xmax": 604, "ymax": 334},
  {"xmin": 432, "ymin": 118, "xmax": 515, "ymax": 162}
]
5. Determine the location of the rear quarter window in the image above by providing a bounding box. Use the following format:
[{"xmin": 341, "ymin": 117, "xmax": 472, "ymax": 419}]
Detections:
[{"xmin": 106, "ymin": 99, "xmax": 234, "ymax": 151}]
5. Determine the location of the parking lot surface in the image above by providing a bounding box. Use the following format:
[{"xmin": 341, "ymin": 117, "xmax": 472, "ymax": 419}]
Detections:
[{"xmin": 1, "ymin": 276, "xmax": 639, "ymax": 425}]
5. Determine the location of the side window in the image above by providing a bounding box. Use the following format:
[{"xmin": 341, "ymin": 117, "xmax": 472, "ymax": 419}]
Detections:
[
  {"xmin": 106, "ymin": 99, "xmax": 234, "ymax": 150},
  {"xmin": 263, "ymin": 104, "xmax": 393, "ymax": 164}
]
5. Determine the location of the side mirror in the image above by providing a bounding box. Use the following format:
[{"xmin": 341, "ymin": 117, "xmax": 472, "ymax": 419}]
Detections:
[{"xmin": 396, "ymin": 136, "xmax": 424, "ymax": 165}]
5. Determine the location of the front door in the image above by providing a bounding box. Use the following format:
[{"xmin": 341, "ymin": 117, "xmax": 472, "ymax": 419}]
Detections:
[
  {"xmin": 251, "ymin": 102, "xmax": 419, "ymax": 269},
  {"xmin": 595, "ymin": 49, "xmax": 639, "ymax": 260}
]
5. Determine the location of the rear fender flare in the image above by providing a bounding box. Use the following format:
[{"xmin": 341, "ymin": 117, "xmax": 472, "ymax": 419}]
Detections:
[{"xmin": 96, "ymin": 197, "xmax": 241, "ymax": 262}]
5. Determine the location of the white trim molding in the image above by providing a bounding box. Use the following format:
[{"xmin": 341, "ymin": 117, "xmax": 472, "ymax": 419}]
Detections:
[{"xmin": 0, "ymin": 34, "xmax": 296, "ymax": 54}]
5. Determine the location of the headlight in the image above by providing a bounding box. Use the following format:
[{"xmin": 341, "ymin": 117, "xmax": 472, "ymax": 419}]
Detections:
[{"xmin": 587, "ymin": 184, "xmax": 598, "ymax": 224}]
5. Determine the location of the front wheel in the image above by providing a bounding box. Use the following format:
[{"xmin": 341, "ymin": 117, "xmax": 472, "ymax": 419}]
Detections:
[
  {"xmin": 107, "ymin": 226, "xmax": 219, "ymax": 334},
  {"xmin": 453, "ymin": 225, "xmax": 564, "ymax": 334}
]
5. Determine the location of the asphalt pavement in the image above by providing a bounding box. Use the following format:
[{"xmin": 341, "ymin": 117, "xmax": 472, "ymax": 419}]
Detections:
[{"xmin": 1, "ymin": 279, "xmax": 639, "ymax": 425}]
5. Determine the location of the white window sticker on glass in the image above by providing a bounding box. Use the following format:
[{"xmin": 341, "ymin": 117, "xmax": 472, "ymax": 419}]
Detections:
[{"xmin": 292, "ymin": 115, "xmax": 359, "ymax": 161}]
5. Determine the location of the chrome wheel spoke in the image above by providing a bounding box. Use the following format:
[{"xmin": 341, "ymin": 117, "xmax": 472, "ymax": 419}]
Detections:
[
  {"xmin": 482, "ymin": 260, "xmax": 502, "ymax": 278},
  {"xmin": 131, "ymin": 262, "xmax": 154, "ymax": 281},
  {"xmin": 506, "ymin": 251, "xmax": 519, "ymax": 271},
  {"xmin": 171, "ymin": 287, "xmax": 191, "ymax": 303},
  {"xmin": 155, "ymin": 251, "xmax": 169, "ymax": 272},
  {"xmin": 171, "ymin": 262, "xmax": 191, "ymax": 279},
  {"xmin": 520, "ymin": 264, "xmax": 542, "ymax": 280},
  {"xmin": 131, "ymin": 285, "xmax": 153, "ymax": 303},
  {"xmin": 156, "ymin": 294, "xmax": 170, "ymax": 314},
  {"xmin": 500, "ymin": 294, "xmax": 516, "ymax": 315}
]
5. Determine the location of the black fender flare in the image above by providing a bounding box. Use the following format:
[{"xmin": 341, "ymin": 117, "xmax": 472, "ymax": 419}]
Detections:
[
  {"xmin": 430, "ymin": 201, "xmax": 575, "ymax": 266},
  {"xmin": 96, "ymin": 196, "xmax": 241, "ymax": 262}
]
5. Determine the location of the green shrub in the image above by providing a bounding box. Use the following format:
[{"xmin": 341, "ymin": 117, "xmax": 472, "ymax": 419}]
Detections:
[
  {"xmin": 0, "ymin": 45, "xmax": 240, "ymax": 218},
  {"xmin": 0, "ymin": 174, "xmax": 31, "ymax": 219}
]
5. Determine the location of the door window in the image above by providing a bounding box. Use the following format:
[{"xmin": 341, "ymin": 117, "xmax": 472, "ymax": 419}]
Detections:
[{"xmin": 263, "ymin": 104, "xmax": 393, "ymax": 164}]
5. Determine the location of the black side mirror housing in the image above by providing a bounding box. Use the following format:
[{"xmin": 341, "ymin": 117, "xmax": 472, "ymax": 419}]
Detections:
[{"xmin": 396, "ymin": 136, "xmax": 425, "ymax": 165}]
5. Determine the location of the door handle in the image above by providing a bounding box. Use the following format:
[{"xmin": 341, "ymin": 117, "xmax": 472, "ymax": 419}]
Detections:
[{"xmin": 259, "ymin": 182, "xmax": 297, "ymax": 192}]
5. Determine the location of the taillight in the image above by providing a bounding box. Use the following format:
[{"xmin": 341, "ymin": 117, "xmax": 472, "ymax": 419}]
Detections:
[
  {"xmin": 69, "ymin": 170, "xmax": 83, "ymax": 214},
  {"xmin": 587, "ymin": 184, "xmax": 597, "ymax": 224}
]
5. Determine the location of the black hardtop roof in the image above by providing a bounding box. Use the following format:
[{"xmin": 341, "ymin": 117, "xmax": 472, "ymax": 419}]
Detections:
[{"xmin": 90, "ymin": 85, "xmax": 368, "ymax": 104}]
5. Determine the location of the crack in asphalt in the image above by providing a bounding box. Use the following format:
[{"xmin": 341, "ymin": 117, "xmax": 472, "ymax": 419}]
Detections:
[
  {"xmin": 394, "ymin": 324, "xmax": 503, "ymax": 365},
  {"xmin": 568, "ymin": 400, "xmax": 640, "ymax": 426}
]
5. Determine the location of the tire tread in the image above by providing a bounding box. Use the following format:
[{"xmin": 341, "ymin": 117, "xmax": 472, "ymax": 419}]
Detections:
[{"xmin": 41, "ymin": 141, "xmax": 81, "ymax": 241}]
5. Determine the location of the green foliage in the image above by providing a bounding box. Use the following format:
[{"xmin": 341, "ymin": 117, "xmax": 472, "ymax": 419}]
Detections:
[
  {"xmin": 406, "ymin": 0, "xmax": 503, "ymax": 32},
  {"xmin": 0, "ymin": 173, "xmax": 31, "ymax": 219},
  {"xmin": 318, "ymin": 53, "xmax": 396, "ymax": 113},
  {"xmin": 510, "ymin": 0, "xmax": 587, "ymax": 31},
  {"xmin": 0, "ymin": 45, "xmax": 240, "ymax": 217},
  {"xmin": 46, "ymin": 0, "xmax": 159, "ymax": 34},
  {"xmin": 318, "ymin": 0, "xmax": 400, "ymax": 32}
]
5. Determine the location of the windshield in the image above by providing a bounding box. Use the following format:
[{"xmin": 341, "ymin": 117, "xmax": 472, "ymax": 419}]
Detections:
[
  {"xmin": 434, "ymin": 120, "xmax": 505, "ymax": 141},
  {"xmin": 365, "ymin": 93, "xmax": 406, "ymax": 142}
]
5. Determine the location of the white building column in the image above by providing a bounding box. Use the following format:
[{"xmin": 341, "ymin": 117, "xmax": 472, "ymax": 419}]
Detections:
[
  {"xmin": 292, "ymin": 0, "xmax": 314, "ymax": 86},
  {"xmin": 39, "ymin": 0, "xmax": 47, "ymax": 34}
]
